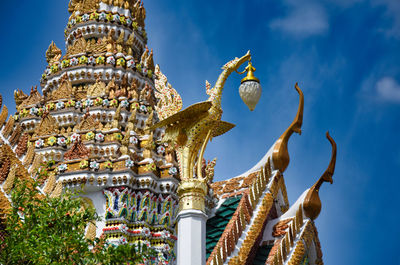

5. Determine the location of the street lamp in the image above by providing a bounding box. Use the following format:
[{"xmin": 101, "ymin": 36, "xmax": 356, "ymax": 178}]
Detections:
[
  {"xmin": 237, "ymin": 61, "xmax": 262, "ymax": 111},
  {"xmin": 152, "ymin": 51, "xmax": 261, "ymax": 265}
]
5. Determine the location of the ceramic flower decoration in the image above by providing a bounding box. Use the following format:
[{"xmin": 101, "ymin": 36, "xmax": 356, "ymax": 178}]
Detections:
[
  {"xmin": 50, "ymin": 64, "xmax": 59, "ymax": 73},
  {"xmin": 70, "ymin": 57, "xmax": 78, "ymax": 66},
  {"xmin": 168, "ymin": 167, "xmax": 178, "ymax": 175},
  {"xmin": 105, "ymin": 161, "xmax": 113, "ymax": 169},
  {"xmin": 35, "ymin": 139, "xmax": 44, "ymax": 148},
  {"xmin": 90, "ymin": 161, "xmax": 100, "ymax": 170},
  {"xmin": 95, "ymin": 133, "xmax": 105, "ymax": 142},
  {"xmin": 61, "ymin": 59, "xmax": 70, "ymax": 68},
  {"xmin": 20, "ymin": 109, "xmax": 29, "ymax": 117},
  {"xmin": 56, "ymin": 101, "xmax": 64, "ymax": 110},
  {"xmin": 86, "ymin": 131, "xmax": 95, "ymax": 141},
  {"xmin": 113, "ymin": 14, "xmax": 120, "ymax": 22},
  {"xmin": 79, "ymin": 56, "xmax": 88, "ymax": 65},
  {"xmin": 57, "ymin": 137, "xmax": 67, "ymax": 146},
  {"xmin": 96, "ymin": 56, "xmax": 105, "ymax": 65},
  {"xmin": 119, "ymin": 237, "xmax": 127, "ymax": 245},
  {"xmin": 88, "ymin": 56, "xmax": 95, "ymax": 65},
  {"xmin": 80, "ymin": 160, "xmax": 89, "ymax": 169},
  {"xmin": 94, "ymin": 97, "xmax": 103, "ymax": 106},
  {"xmin": 131, "ymin": 102, "xmax": 139, "ymax": 110},
  {"xmin": 127, "ymin": 59, "xmax": 135, "ymax": 68},
  {"xmin": 70, "ymin": 133, "xmax": 80, "ymax": 142},
  {"xmin": 157, "ymin": 146, "xmax": 166, "ymax": 154},
  {"xmin": 75, "ymin": 100, "xmax": 82, "ymax": 109},
  {"xmin": 47, "ymin": 136, "xmax": 57, "ymax": 146},
  {"xmin": 110, "ymin": 99, "xmax": 118, "ymax": 107},
  {"xmin": 116, "ymin": 58, "xmax": 126, "ymax": 67},
  {"xmin": 146, "ymin": 163, "xmax": 156, "ymax": 172},
  {"xmin": 114, "ymin": 133, "xmax": 123, "ymax": 141},
  {"xmin": 130, "ymin": 136, "xmax": 138, "ymax": 145},
  {"xmin": 30, "ymin": 107, "xmax": 38, "ymax": 115},
  {"xmin": 66, "ymin": 100, "xmax": 75, "ymax": 108},
  {"xmin": 106, "ymin": 13, "xmax": 113, "ymax": 22},
  {"xmin": 82, "ymin": 14, "xmax": 90, "ymax": 22},
  {"xmin": 90, "ymin": 12, "xmax": 99, "ymax": 20},
  {"xmin": 58, "ymin": 164, "xmax": 68, "ymax": 172},
  {"xmin": 140, "ymin": 105, "xmax": 147, "ymax": 112},
  {"xmin": 37, "ymin": 108, "xmax": 44, "ymax": 116},
  {"xmin": 106, "ymin": 56, "xmax": 116, "ymax": 66},
  {"xmin": 120, "ymin": 100, "xmax": 129, "ymax": 108},
  {"xmin": 125, "ymin": 159, "xmax": 135, "ymax": 168},
  {"xmin": 103, "ymin": 99, "xmax": 110, "ymax": 107},
  {"xmin": 120, "ymin": 16, "xmax": 126, "ymax": 25},
  {"xmin": 83, "ymin": 99, "xmax": 93, "ymax": 108},
  {"xmin": 46, "ymin": 103, "xmax": 55, "ymax": 111},
  {"xmin": 99, "ymin": 13, "xmax": 107, "ymax": 21}
]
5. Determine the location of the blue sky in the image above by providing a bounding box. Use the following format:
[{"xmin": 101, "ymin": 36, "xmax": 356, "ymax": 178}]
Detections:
[{"xmin": 0, "ymin": 1, "xmax": 399, "ymax": 264}]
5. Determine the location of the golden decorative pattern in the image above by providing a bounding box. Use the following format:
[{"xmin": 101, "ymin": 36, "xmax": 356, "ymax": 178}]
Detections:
[
  {"xmin": 287, "ymin": 240, "xmax": 306, "ymax": 265},
  {"xmin": 68, "ymin": 0, "xmax": 100, "ymax": 14},
  {"xmin": 16, "ymin": 133, "xmax": 29, "ymax": 157},
  {"xmin": 50, "ymin": 182, "xmax": 63, "ymax": 198},
  {"xmin": 207, "ymin": 162, "xmax": 273, "ymax": 265},
  {"xmin": 29, "ymin": 154, "xmax": 44, "ymax": 174},
  {"xmin": 19, "ymin": 87, "xmax": 43, "ymax": 110},
  {"xmin": 64, "ymin": 140, "xmax": 90, "ymax": 161},
  {"xmin": 0, "ymin": 158, "xmax": 11, "ymax": 182},
  {"xmin": 2, "ymin": 116, "xmax": 15, "ymax": 138},
  {"xmin": 74, "ymin": 113, "xmax": 100, "ymax": 132},
  {"xmin": 46, "ymin": 41, "xmax": 62, "ymax": 64},
  {"xmin": 0, "ymin": 190, "xmax": 10, "ymax": 220},
  {"xmin": 87, "ymin": 78, "xmax": 107, "ymax": 98},
  {"xmin": 67, "ymin": 37, "xmax": 88, "ymax": 57},
  {"xmin": 154, "ymin": 65, "xmax": 183, "ymax": 121},
  {"xmin": 177, "ymin": 180, "xmax": 208, "ymax": 212},
  {"xmin": 3, "ymin": 165, "xmax": 17, "ymax": 194},
  {"xmin": 43, "ymin": 173, "xmax": 57, "ymax": 195},
  {"xmin": 0, "ymin": 105, "xmax": 8, "ymax": 128},
  {"xmin": 51, "ymin": 75, "xmax": 74, "ymax": 101},
  {"xmin": 9, "ymin": 124, "xmax": 22, "ymax": 146},
  {"xmin": 14, "ymin": 89, "xmax": 28, "ymax": 109},
  {"xmin": 229, "ymin": 193, "xmax": 273, "ymax": 264},
  {"xmin": 153, "ymin": 53, "xmax": 252, "ymax": 216},
  {"xmin": 81, "ymin": 197, "xmax": 97, "ymax": 241},
  {"xmin": 33, "ymin": 113, "xmax": 59, "ymax": 137}
]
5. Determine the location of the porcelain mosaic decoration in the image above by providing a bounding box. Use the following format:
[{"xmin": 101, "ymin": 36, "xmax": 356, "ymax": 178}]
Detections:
[{"xmin": 0, "ymin": 1, "xmax": 337, "ymax": 265}]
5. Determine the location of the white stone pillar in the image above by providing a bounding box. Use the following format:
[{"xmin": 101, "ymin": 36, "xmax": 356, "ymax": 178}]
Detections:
[{"xmin": 177, "ymin": 209, "xmax": 208, "ymax": 265}]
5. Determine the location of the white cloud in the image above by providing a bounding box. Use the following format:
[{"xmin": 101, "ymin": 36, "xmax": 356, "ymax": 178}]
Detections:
[
  {"xmin": 376, "ymin": 77, "xmax": 400, "ymax": 102},
  {"xmin": 269, "ymin": 1, "xmax": 329, "ymax": 37}
]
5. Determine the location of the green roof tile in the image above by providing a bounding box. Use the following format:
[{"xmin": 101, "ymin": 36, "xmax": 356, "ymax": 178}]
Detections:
[
  {"xmin": 206, "ymin": 195, "xmax": 242, "ymax": 259},
  {"xmin": 253, "ymin": 245, "xmax": 273, "ymax": 265}
]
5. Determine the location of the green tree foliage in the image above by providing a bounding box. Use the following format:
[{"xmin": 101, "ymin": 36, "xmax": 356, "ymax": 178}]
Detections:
[{"xmin": 0, "ymin": 178, "xmax": 153, "ymax": 265}]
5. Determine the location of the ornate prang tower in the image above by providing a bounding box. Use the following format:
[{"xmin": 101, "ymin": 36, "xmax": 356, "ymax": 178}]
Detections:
[
  {"xmin": 0, "ymin": 1, "xmax": 337, "ymax": 265},
  {"xmin": 3, "ymin": 0, "xmax": 183, "ymax": 263}
]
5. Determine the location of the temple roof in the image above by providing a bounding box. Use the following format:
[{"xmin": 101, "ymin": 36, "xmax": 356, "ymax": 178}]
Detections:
[{"xmin": 204, "ymin": 128, "xmax": 336, "ymax": 265}]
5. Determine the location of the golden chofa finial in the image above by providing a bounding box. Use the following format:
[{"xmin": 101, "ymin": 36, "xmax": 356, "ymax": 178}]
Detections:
[
  {"xmin": 272, "ymin": 83, "xmax": 304, "ymax": 173},
  {"xmin": 303, "ymin": 132, "xmax": 337, "ymax": 220}
]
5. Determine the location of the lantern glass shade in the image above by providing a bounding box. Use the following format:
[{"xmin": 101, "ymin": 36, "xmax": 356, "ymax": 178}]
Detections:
[{"xmin": 239, "ymin": 80, "xmax": 262, "ymax": 111}]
